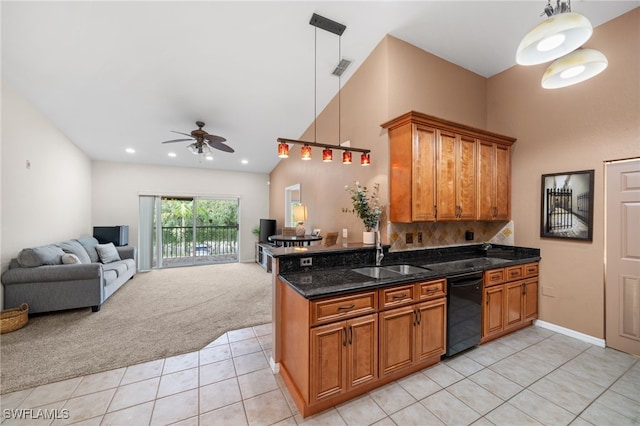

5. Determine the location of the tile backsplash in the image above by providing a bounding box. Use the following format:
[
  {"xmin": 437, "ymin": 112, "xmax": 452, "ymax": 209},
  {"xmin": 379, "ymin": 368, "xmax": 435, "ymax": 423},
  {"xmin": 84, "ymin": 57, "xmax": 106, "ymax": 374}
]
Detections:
[{"xmin": 387, "ymin": 220, "xmax": 514, "ymax": 251}]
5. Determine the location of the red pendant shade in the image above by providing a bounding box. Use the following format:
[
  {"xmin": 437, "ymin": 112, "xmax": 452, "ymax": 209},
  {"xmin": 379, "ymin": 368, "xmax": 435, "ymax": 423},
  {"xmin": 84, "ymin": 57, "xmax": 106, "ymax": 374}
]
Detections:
[
  {"xmin": 322, "ymin": 148, "xmax": 333, "ymax": 162},
  {"xmin": 277, "ymin": 142, "xmax": 289, "ymax": 158},
  {"xmin": 301, "ymin": 144, "xmax": 312, "ymax": 160},
  {"xmin": 342, "ymin": 150, "xmax": 352, "ymax": 164},
  {"xmin": 360, "ymin": 152, "xmax": 370, "ymax": 166}
]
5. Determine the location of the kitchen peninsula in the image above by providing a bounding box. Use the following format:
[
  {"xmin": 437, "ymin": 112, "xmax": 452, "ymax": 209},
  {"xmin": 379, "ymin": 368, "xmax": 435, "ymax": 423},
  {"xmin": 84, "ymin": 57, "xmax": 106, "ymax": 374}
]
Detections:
[{"xmin": 267, "ymin": 243, "xmax": 540, "ymax": 417}]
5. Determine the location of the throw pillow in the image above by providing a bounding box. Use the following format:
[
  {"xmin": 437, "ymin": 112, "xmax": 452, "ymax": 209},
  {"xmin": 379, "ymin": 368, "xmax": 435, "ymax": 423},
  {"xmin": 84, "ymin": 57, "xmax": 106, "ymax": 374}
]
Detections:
[
  {"xmin": 61, "ymin": 253, "xmax": 81, "ymax": 264},
  {"xmin": 96, "ymin": 243, "xmax": 121, "ymax": 263},
  {"xmin": 17, "ymin": 245, "xmax": 65, "ymax": 267}
]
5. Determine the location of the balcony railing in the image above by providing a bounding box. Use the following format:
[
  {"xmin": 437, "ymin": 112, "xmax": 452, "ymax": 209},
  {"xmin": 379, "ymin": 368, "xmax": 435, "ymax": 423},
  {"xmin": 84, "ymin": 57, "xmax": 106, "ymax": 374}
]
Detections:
[{"xmin": 160, "ymin": 225, "xmax": 238, "ymax": 259}]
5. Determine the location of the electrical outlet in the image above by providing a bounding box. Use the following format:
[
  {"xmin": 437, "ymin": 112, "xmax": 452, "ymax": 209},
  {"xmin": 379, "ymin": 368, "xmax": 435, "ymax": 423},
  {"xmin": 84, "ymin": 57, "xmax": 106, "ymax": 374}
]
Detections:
[
  {"xmin": 300, "ymin": 257, "xmax": 312, "ymax": 267},
  {"xmin": 542, "ymin": 286, "xmax": 555, "ymax": 297},
  {"xmin": 417, "ymin": 232, "xmax": 423, "ymax": 243},
  {"xmin": 405, "ymin": 233, "xmax": 413, "ymax": 244}
]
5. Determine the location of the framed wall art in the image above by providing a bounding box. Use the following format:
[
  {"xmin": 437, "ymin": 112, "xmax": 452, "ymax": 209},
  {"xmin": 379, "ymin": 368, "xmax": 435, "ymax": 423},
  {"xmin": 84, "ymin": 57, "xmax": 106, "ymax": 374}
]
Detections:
[{"xmin": 540, "ymin": 169, "xmax": 594, "ymax": 241}]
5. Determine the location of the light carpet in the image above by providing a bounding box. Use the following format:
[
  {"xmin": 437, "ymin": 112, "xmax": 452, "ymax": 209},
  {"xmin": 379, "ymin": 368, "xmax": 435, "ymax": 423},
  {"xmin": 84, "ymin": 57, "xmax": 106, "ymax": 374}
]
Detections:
[{"xmin": 0, "ymin": 262, "xmax": 272, "ymax": 394}]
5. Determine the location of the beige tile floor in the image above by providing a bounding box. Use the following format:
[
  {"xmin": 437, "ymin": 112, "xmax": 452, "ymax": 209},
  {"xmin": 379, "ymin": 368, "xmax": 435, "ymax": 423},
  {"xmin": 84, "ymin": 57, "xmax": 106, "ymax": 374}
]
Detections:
[{"xmin": 1, "ymin": 324, "xmax": 638, "ymax": 426}]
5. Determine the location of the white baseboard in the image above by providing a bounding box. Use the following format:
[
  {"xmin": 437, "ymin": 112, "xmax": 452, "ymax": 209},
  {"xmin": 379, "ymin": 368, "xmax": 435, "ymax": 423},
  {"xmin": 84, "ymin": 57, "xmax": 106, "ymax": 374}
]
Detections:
[
  {"xmin": 269, "ymin": 357, "xmax": 280, "ymax": 374},
  {"xmin": 535, "ymin": 320, "xmax": 606, "ymax": 347}
]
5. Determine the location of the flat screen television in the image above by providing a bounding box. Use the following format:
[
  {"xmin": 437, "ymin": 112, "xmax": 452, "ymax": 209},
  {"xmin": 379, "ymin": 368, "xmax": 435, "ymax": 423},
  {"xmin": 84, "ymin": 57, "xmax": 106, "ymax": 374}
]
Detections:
[{"xmin": 93, "ymin": 226, "xmax": 129, "ymax": 246}]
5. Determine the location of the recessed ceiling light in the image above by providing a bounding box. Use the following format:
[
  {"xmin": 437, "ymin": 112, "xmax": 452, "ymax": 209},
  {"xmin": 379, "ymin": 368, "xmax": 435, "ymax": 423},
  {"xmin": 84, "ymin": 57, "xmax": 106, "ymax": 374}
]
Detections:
[
  {"xmin": 241, "ymin": 159, "xmax": 248, "ymax": 165},
  {"xmin": 168, "ymin": 152, "xmax": 177, "ymax": 158},
  {"xmin": 125, "ymin": 148, "xmax": 135, "ymax": 154},
  {"xmin": 205, "ymin": 155, "xmax": 214, "ymax": 161}
]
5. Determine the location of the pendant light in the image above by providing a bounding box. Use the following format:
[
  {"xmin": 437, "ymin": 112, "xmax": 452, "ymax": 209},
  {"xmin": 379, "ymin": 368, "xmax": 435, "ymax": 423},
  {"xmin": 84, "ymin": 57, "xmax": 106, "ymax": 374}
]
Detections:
[
  {"xmin": 516, "ymin": 11, "xmax": 592, "ymax": 66},
  {"xmin": 541, "ymin": 48, "xmax": 608, "ymax": 89},
  {"xmin": 276, "ymin": 14, "xmax": 371, "ymax": 163},
  {"xmin": 515, "ymin": 0, "xmax": 607, "ymax": 89}
]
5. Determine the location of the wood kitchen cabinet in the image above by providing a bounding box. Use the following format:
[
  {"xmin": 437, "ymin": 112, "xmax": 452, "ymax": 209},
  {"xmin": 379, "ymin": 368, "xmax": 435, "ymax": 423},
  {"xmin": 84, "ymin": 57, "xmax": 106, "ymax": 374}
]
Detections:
[
  {"xmin": 477, "ymin": 140, "xmax": 511, "ymax": 221},
  {"xmin": 482, "ymin": 262, "xmax": 539, "ymax": 343},
  {"xmin": 379, "ymin": 279, "xmax": 446, "ymax": 377},
  {"xmin": 278, "ymin": 276, "xmax": 446, "ymax": 418},
  {"xmin": 382, "ymin": 111, "xmax": 515, "ymax": 223},
  {"xmin": 309, "ymin": 314, "xmax": 377, "ymax": 403},
  {"xmin": 437, "ymin": 132, "xmax": 476, "ymax": 220}
]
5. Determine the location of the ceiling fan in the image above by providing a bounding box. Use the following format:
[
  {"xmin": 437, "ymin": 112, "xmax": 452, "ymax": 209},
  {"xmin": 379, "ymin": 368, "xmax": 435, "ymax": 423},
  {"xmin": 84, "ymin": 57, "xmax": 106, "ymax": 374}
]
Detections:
[{"xmin": 161, "ymin": 121, "xmax": 234, "ymax": 154}]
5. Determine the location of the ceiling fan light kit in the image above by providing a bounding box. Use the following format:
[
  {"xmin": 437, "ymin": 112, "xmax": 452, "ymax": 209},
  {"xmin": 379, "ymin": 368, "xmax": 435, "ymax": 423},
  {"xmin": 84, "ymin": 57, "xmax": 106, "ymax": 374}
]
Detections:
[
  {"xmin": 276, "ymin": 13, "xmax": 372, "ymax": 166},
  {"xmin": 161, "ymin": 121, "xmax": 234, "ymax": 158},
  {"xmin": 516, "ymin": 0, "xmax": 607, "ymax": 89}
]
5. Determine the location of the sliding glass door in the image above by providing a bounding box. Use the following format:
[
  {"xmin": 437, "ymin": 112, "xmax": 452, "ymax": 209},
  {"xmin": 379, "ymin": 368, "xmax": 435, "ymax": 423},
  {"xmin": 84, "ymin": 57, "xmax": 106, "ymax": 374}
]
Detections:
[{"xmin": 138, "ymin": 195, "xmax": 239, "ymax": 270}]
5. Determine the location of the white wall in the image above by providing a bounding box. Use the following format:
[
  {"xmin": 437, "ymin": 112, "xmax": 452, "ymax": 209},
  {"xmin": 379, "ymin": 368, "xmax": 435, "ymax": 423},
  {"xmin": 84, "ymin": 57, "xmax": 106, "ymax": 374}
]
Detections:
[
  {"xmin": 92, "ymin": 161, "xmax": 270, "ymax": 263},
  {"xmin": 1, "ymin": 81, "xmax": 93, "ymax": 308}
]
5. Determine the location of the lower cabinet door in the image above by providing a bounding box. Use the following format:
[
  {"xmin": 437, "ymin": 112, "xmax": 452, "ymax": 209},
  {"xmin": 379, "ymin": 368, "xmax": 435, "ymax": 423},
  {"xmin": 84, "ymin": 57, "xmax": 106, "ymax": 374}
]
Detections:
[
  {"xmin": 483, "ymin": 285, "xmax": 504, "ymax": 337},
  {"xmin": 346, "ymin": 314, "xmax": 378, "ymax": 390},
  {"xmin": 310, "ymin": 314, "xmax": 378, "ymax": 403},
  {"xmin": 379, "ymin": 305, "xmax": 415, "ymax": 376},
  {"xmin": 505, "ymin": 281, "xmax": 524, "ymax": 328},
  {"xmin": 523, "ymin": 279, "xmax": 539, "ymax": 321},
  {"xmin": 310, "ymin": 321, "xmax": 346, "ymax": 402},
  {"xmin": 415, "ymin": 298, "xmax": 446, "ymax": 361}
]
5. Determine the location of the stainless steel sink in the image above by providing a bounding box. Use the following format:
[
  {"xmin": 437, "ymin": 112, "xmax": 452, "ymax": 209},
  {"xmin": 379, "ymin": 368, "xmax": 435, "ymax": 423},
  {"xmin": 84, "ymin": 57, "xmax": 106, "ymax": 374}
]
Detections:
[
  {"xmin": 352, "ymin": 264, "xmax": 430, "ymax": 279},
  {"xmin": 384, "ymin": 264, "xmax": 431, "ymax": 275},
  {"xmin": 352, "ymin": 267, "xmax": 402, "ymax": 279}
]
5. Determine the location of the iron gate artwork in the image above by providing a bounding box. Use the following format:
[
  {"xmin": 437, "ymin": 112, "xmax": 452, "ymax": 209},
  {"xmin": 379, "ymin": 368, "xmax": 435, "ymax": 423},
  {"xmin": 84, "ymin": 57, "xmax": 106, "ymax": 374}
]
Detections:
[{"xmin": 540, "ymin": 170, "xmax": 594, "ymax": 241}]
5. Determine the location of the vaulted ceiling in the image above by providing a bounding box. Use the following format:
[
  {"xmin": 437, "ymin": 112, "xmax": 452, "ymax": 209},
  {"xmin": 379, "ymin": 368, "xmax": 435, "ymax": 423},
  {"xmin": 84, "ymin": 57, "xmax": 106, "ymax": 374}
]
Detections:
[{"xmin": 3, "ymin": 1, "xmax": 637, "ymax": 174}]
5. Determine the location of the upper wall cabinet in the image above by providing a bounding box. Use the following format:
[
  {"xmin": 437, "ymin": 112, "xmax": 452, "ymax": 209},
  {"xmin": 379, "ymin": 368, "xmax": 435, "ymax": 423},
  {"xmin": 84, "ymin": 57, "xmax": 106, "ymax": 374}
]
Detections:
[{"xmin": 382, "ymin": 111, "xmax": 516, "ymax": 223}]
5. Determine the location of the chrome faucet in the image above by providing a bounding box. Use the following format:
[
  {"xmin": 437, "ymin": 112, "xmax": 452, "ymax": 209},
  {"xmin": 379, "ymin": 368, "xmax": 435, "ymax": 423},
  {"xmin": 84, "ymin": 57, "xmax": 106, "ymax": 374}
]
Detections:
[
  {"xmin": 375, "ymin": 229, "xmax": 384, "ymax": 266},
  {"xmin": 481, "ymin": 242, "xmax": 493, "ymax": 254}
]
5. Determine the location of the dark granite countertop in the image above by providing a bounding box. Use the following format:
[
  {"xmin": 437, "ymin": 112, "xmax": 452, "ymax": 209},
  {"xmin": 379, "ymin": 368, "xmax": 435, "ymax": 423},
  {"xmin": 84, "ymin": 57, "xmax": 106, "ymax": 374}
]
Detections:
[{"xmin": 277, "ymin": 245, "xmax": 540, "ymax": 300}]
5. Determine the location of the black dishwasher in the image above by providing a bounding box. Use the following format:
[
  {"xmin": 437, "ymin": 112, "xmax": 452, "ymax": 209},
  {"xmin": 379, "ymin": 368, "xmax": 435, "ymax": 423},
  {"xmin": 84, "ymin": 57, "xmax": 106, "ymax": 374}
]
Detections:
[{"xmin": 446, "ymin": 271, "xmax": 483, "ymax": 357}]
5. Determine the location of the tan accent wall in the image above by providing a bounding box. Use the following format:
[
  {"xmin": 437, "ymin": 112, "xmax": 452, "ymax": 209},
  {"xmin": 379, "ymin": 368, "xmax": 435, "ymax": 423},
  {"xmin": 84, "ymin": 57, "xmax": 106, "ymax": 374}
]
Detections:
[
  {"xmin": 487, "ymin": 9, "xmax": 640, "ymax": 338},
  {"xmin": 269, "ymin": 36, "xmax": 488, "ymax": 243}
]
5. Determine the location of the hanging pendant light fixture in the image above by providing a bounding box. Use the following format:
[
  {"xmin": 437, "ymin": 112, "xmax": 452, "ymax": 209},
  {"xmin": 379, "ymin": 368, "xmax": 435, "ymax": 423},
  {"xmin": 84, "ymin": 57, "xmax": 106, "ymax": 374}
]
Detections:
[
  {"xmin": 516, "ymin": 11, "xmax": 592, "ymax": 66},
  {"xmin": 278, "ymin": 142, "xmax": 289, "ymax": 158},
  {"xmin": 541, "ymin": 48, "xmax": 608, "ymax": 89},
  {"xmin": 276, "ymin": 14, "xmax": 371, "ymax": 163},
  {"xmin": 516, "ymin": 0, "xmax": 606, "ymax": 89},
  {"xmin": 301, "ymin": 144, "xmax": 312, "ymax": 160}
]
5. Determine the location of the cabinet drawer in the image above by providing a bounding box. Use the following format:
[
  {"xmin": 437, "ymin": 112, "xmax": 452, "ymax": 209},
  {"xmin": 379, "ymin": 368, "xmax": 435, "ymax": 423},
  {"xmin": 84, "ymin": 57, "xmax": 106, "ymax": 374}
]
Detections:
[
  {"xmin": 311, "ymin": 291, "xmax": 377, "ymax": 325},
  {"xmin": 417, "ymin": 279, "xmax": 446, "ymax": 300},
  {"xmin": 484, "ymin": 268, "xmax": 504, "ymax": 286},
  {"xmin": 380, "ymin": 284, "xmax": 416, "ymax": 309},
  {"xmin": 505, "ymin": 265, "xmax": 524, "ymax": 281},
  {"xmin": 524, "ymin": 263, "xmax": 539, "ymax": 277}
]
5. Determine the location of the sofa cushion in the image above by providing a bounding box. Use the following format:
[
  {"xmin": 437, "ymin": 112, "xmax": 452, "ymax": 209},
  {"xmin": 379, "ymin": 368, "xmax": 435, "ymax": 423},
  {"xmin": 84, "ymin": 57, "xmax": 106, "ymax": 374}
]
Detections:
[
  {"xmin": 77, "ymin": 236, "xmax": 100, "ymax": 263},
  {"xmin": 57, "ymin": 240, "xmax": 91, "ymax": 264},
  {"xmin": 17, "ymin": 245, "xmax": 65, "ymax": 267},
  {"xmin": 102, "ymin": 261, "xmax": 128, "ymax": 277},
  {"xmin": 96, "ymin": 243, "xmax": 121, "ymax": 263},
  {"xmin": 62, "ymin": 253, "xmax": 81, "ymax": 264}
]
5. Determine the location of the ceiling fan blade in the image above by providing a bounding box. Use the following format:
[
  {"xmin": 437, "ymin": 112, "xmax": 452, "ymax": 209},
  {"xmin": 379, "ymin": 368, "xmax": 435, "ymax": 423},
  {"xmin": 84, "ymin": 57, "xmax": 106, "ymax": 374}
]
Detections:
[
  {"xmin": 203, "ymin": 133, "xmax": 227, "ymax": 143},
  {"xmin": 171, "ymin": 130, "xmax": 193, "ymax": 137},
  {"xmin": 161, "ymin": 138, "xmax": 193, "ymax": 144},
  {"xmin": 208, "ymin": 141, "xmax": 235, "ymax": 153}
]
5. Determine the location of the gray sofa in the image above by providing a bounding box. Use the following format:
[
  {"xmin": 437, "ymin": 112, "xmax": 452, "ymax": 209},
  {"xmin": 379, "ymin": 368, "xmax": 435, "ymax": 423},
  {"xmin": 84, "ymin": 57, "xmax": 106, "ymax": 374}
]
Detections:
[{"xmin": 1, "ymin": 236, "xmax": 136, "ymax": 313}]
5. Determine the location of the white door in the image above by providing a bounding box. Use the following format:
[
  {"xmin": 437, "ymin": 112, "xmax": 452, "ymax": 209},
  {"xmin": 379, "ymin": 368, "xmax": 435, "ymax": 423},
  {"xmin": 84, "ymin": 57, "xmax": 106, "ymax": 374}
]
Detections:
[{"xmin": 605, "ymin": 158, "xmax": 640, "ymax": 355}]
